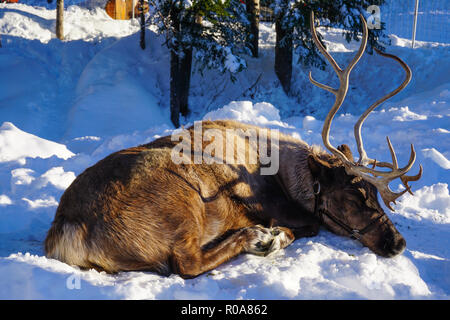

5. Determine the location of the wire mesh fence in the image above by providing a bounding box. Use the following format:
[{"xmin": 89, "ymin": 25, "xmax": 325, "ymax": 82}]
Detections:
[
  {"xmin": 15, "ymin": 0, "xmax": 450, "ymax": 44},
  {"xmin": 17, "ymin": 0, "xmax": 108, "ymax": 9},
  {"xmin": 381, "ymin": 0, "xmax": 449, "ymax": 44}
]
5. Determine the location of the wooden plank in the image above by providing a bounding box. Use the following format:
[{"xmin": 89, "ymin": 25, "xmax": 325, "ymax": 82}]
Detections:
[
  {"xmin": 105, "ymin": 0, "xmax": 149, "ymax": 20},
  {"xmin": 115, "ymin": 0, "xmax": 127, "ymax": 20}
]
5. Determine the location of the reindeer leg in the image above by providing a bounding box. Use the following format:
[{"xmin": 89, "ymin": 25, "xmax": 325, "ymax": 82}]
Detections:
[
  {"xmin": 171, "ymin": 225, "xmax": 295, "ymax": 278},
  {"xmin": 265, "ymin": 200, "xmax": 321, "ymax": 240},
  {"xmin": 289, "ymin": 225, "xmax": 320, "ymax": 238}
]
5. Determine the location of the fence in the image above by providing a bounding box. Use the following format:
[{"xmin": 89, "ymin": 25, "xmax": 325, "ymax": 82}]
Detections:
[
  {"xmin": 258, "ymin": 1, "xmax": 450, "ymax": 45},
  {"xmin": 380, "ymin": 0, "xmax": 449, "ymax": 44},
  {"xmin": 19, "ymin": 0, "xmax": 450, "ymax": 45}
]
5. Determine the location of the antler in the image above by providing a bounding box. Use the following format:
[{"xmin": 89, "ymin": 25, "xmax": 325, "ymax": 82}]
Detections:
[
  {"xmin": 353, "ymin": 48, "xmax": 422, "ymax": 197},
  {"xmin": 309, "ymin": 11, "xmax": 422, "ymax": 211},
  {"xmin": 308, "ymin": 11, "xmax": 367, "ymax": 169}
]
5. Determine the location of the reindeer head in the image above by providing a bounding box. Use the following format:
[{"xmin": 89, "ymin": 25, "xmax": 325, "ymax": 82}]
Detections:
[{"xmin": 308, "ymin": 12, "xmax": 422, "ymax": 257}]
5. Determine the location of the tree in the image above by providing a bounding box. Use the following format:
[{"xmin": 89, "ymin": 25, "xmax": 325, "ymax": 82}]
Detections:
[
  {"xmin": 150, "ymin": 0, "xmax": 249, "ymax": 127},
  {"xmin": 140, "ymin": 0, "xmax": 146, "ymax": 49},
  {"xmin": 56, "ymin": 0, "xmax": 64, "ymax": 40},
  {"xmin": 246, "ymin": 0, "xmax": 260, "ymax": 57},
  {"xmin": 274, "ymin": 0, "xmax": 293, "ymax": 94},
  {"xmin": 271, "ymin": 0, "xmax": 388, "ymax": 95}
]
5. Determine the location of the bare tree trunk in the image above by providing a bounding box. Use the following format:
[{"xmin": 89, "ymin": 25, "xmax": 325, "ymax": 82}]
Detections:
[
  {"xmin": 170, "ymin": 45, "xmax": 192, "ymax": 127},
  {"xmin": 139, "ymin": 0, "xmax": 145, "ymax": 50},
  {"xmin": 179, "ymin": 47, "xmax": 192, "ymax": 117},
  {"xmin": 246, "ymin": 0, "xmax": 260, "ymax": 58},
  {"xmin": 170, "ymin": 48, "xmax": 181, "ymax": 127},
  {"xmin": 274, "ymin": 18, "xmax": 292, "ymax": 95},
  {"xmin": 56, "ymin": 0, "xmax": 64, "ymax": 40},
  {"xmin": 177, "ymin": 14, "xmax": 202, "ymax": 116},
  {"xmin": 169, "ymin": 13, "xmax": 198, "ymax": 126},
  {"xmin": 169, "ymin": 9, "xmax": 181, "ymax": 127}
]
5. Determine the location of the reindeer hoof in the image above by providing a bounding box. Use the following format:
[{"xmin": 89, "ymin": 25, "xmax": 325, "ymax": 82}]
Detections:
[
  {"xmin": 266, "ymin": 227, "xmax": 295, "ymax": 255},
  {"xmin": 244, "ymin": 225, "xmax": 294, "ymax": 257}
]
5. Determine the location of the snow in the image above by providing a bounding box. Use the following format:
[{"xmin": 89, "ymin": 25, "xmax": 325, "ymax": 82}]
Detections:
[
  {"xmin": 0, "ymin": 3, "xmax": 449, "ymax": 300},
  {"xmin": 0, "ymin": 195, "xmax": 12, "ymax": 206},
  {"xmin": 0, "ymin": 122, "xmax": 74, "ymax": 164},
  {"xmin": 22, "ymin": 196, "xmax": 59, "ymax": 210},
  {"xmin": 204, "ymin": 101, "xmax": 289, "ymax": 128},
  {"xmin": 0, "ymin": 2, "xmax": 139, "ymax": 43},
  {"xmin": 422, "ymin": 148, "xmax": 450, "ymax": 170}
]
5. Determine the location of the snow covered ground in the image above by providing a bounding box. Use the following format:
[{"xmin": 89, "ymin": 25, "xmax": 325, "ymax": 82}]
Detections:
[{"xmin": 0, "ymin": 2, "xmax": 449, "ymax": 299}]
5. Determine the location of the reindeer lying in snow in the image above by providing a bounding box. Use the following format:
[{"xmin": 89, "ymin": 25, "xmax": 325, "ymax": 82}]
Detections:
[{"xmin": 45, "ymin": 12, "xmax": 422, "ymax": 278}]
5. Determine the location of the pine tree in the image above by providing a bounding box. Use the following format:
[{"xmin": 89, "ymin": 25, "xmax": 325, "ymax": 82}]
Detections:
[
  {"xmin": 150, "ymin": 0, "xmax": 249, "ymax": 127},
  {"xmin": 270, "ymin": 0, "xmax": 388, "ymax": 95}
]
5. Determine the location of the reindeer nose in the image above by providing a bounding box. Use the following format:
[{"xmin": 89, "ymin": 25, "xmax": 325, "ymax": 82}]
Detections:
[{"xmin": 385, "ymin": 236, "xmax": 406, "ymax": 257}]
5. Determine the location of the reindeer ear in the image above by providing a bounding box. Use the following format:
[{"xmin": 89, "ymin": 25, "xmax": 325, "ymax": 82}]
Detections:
[
  {"xmin": 337, "ymin": 144, "xmax": 354, "ymax": 162},
  {"xmin": 307, "ymin": 154, "xmax": 331, "ymax": 179}
]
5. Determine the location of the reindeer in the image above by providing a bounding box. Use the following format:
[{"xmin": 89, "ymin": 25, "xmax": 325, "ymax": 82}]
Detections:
[{"xmin": 45, "ymin": 12, "xmax": 422, "ymax": 278}]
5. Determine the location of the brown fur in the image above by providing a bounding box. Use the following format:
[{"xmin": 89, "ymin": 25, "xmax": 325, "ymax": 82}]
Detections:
[{"xmin": 45, "ymin": 120, "xmax": 405, "ymax": 278}]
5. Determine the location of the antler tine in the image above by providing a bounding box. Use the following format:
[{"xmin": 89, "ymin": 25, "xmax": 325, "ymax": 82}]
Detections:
[
  {"xmin": 386, "ymin": 137, "xmax": 399, "ymax": 170},
  {"xmin": 345, "ymin": 14, "xmax": 369, "ymax": 76},
  {"xmin": 372, "ymin": 162, "xmax": 423, "ymax": 195},
  {"xmin": 309, "ymin": 11, "xmax": 343, "ymax": 75},
  {"xmin": 354, "ymin": 47, "xmax": 412, "ymax": 166},
  {"xmin": 353, "ymin": 143, "xmax": 417, "ymax": 179},
  {"xmin": 401, "ymin": 164, "xmax": 423, "ymax": 195},
  {"xmin": 355, "ymin": 160, "xmax": 416, "ymax": 212},
  {"xmin": 371, "ymin": 151, "xmax": 421, "ymax": 209},
  {"xmin": 378, "ymin": 184, "xmax": 411, "ymax": 211},
  {"xmin": 309, "ymin": 11, "xmax": 368, "ymax": 165}
]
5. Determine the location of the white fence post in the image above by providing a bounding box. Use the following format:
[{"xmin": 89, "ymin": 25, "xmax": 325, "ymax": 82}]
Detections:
[
  {"xmin": 132, "ymin": 0, "xmax": 137, "ymax": 19},
  {"xmin": 411, "ymin": 0, "xmax": 419, "ymax": 48}
]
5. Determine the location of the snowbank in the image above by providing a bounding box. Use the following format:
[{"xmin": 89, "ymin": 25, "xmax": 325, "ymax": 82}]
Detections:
[
  {"xmin": 66, "ymin": 31, "xmax": 171, "ymax": 138},
  {"xmin": 0, "ymin": 3, "xmax": 139, "ymax": 43},
  {"xmin": 203, "ymin": 101, "xmax": 290, "ymax": 128},
  {"xmin": 0, "ymin": 122, "xmax": 74, "ymax": 164}
]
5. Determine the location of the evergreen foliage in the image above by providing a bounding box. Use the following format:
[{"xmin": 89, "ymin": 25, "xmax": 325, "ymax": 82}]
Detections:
[
  {"xmin": 149, "ymin": 0, "xmax": 250, "ymax": 75},
  {"xmin": 270, "ymin": 0, "xmax": 389, "ymax": 70}
]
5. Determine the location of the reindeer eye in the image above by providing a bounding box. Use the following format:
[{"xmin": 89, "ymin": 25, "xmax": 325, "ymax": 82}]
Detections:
[{"xmin": 347, "ymin": 198, "xmax": 361, "ymax": 209}]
